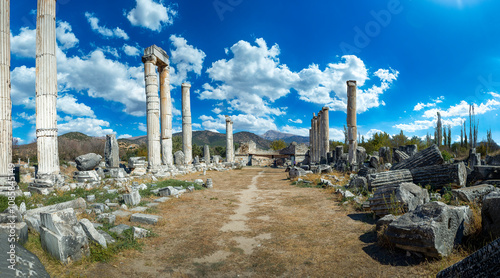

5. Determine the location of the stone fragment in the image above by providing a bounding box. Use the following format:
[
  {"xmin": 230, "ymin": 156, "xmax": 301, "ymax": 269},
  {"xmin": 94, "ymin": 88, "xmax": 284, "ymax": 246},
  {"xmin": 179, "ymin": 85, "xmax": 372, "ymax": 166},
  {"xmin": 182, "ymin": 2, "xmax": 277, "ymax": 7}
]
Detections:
[
  {"xmin": 174, "ymin": 150, "xmax": 185, "ymax": 166},
  {"xmin": 348, "ymin": 176, "xmax": 368, "ymax": 192},
  {"xmin": 369, "ymin": 155, "xmax": 379, "ymax": 168},
  {"xmin": 379, "ymin": 147, "xmax": 392, "ymax": 164},
  {"xmin": 486, "ymin": 153, "xmax": 500, "ymax": 166},
  {"xmin": 75, "ymin": 153, "xmax": 102, "ymax": 171},
  {"xmin": 25, "ymin": 198, "xmax": 87, "ymax": 233},
  {"xmin": 385, "ymin": 202, "xmax": 471, "ymax": 258},
  {"xmin": 97, "ymin": 213, "xmax": 116, "ymax": 225},
  {"xmin": 391, "ymin": 144, "xmax": 443, "ymax": 170},
  {"xmin": 130, "ymin": 207, "xmax": 148, "ymax": 212},
  {"xmin": 206, "ymin": 178, "xmax": 213, "ymax": 189},
  {"xmin": 369, "ymin": 182, "xmax": 429, "ymax": 217},
  {"xmin": 130, "ymin": 213, "xmax": 161, "ymax": 225},
  {"xmin": 452, "ymin": 184, "xmax": 497, "ymax": 203},
  {"xmin": 194, "ymin": 179, "xmax": 204, "ymax": 186},
  {"xmin": 97, "ymin": 230, "xmax": 116, "ymax": 244},
  {"xmin": 376, "ymin": 214, "xmax": 398, "ymax": 233},
  {"xmin": 111, "ymin": 210, "xmax": 131, "ymax": 218},
  {"xmin": 79, "ymin": 218, "xmax": 107, "ymax": 248},
  {"xmin": 410, "ymin": 162, "xmax": 467, "ymax": 190},
  {"xmin": 86, "ymin": 195, "xmax": 95, "ymax": 202},
  {"xmin": 74, "ymin": 170, "xmax": 100, "ymax": 183},
  {"xmin": 367, "ymin": 169, "xmax": 413, "ymax": 190},
  {"xmin": 182, "ymin": 83, "xmax": 193, "ymax": 164},
  {"xmin": 128, "ymin": 157, "xmax": 147, "ymax": 169},
  {"xmin": 104, "ymin": 134, "xmax": 119, "ymax": 168},
  {"xmin": 0, "ymin": 234, "xmax": 50, "ymax": 277},
  {"xmin": 123, "ymin": 190, "xmax": 141, "ymax": 206},
  {"xmin": 154, "ymin": 197, "xmax": 170, "ymax": 203},
  {"xmin": 482, "ymin": 191, "xmax": 500, "ymax": 239},
  {"xmin": 393, "ymin": 149, "xmax": 410, "ymax": 164},
  {"xmin": 356, "ymin": 146, "xmax": 367, "ymax": 165},
  {"xmin": 158, "ymin": 186, "xmax": 178, "ymax": 197},
  {"xmin": 288, "ymin": 167, "xmax": 306, "ymax": 179},
  {"xmin": 109, "ymin": 224, "xmax": 130, "ymax": 236},
  {"xmin": 0, "ymin": 222, "xmax": 28, "ymax": 245},
  {"xmin": 39, "ymin": 208, "xmax": 90, "ymax": 264},
  {"xmin": 132, "ymin": 226, "xmax": 150, "ymax": 239}
]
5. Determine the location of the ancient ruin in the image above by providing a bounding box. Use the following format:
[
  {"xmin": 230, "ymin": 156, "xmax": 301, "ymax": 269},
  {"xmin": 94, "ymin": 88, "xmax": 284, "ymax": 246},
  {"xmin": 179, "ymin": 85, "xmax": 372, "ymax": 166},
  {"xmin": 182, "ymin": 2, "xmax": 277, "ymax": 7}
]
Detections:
[
  {"xmin": 159, "ymin": 57, "xmax": 173, "ymax": 167},
  {"xmin": 346, "ymin": 80, "xmax": 357, "ymax": 166},
  {"xmin": 225, "ymin": 116, "xmax": 234, "ymax": 163},
  {"xmin": 309, "ymin": 107, "xmax": 329, "ymax": 163},
  {"xmin": 182, "ymin": 83, "xmax": 192, "ymax": 165}
]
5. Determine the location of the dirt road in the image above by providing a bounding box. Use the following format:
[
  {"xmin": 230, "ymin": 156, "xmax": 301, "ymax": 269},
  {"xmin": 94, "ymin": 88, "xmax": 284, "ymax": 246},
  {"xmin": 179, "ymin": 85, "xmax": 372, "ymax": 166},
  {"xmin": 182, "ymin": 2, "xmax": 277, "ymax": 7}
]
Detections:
[{"xmin": 75, "ymin": 167, "xmax": 447, "ymax": 277}]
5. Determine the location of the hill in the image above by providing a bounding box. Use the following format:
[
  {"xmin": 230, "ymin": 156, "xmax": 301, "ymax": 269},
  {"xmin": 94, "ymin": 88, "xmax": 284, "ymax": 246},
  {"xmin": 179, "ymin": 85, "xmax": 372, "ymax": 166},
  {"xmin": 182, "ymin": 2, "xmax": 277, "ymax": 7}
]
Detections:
[{"xmin": 261, "ymin": 130, "xmax": 309, "ymax": 144}]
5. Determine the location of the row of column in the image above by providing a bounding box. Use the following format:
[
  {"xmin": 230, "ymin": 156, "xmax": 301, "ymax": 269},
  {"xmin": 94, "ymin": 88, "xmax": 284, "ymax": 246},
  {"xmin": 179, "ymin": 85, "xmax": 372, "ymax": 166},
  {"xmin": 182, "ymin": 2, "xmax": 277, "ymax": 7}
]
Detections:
[{"xmin": 309, "ymin": 107, "xmax": 329, "ymax": 163}]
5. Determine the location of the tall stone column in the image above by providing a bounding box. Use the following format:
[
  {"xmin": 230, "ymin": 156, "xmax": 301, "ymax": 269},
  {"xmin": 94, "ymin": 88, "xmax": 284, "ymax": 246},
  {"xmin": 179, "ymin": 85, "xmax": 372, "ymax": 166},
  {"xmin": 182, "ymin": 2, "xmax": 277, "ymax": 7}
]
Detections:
[
  {"xmin": 347, "ymin": 80, "xmax": 358, "ymax": 165},
  {"xmin": 315, "ymin": 114, "xmax": 320, "ymax": 163},
  {"xmin": 311, "ymin": 114, "xmax": 316, "ymax": 163},
  {"xmin": 309, "ymin": 125, "xmax": 313, "ymax": 163},
  {"xmin": 225, "ymin": 116, "xmax": 234, "ymax": 163},
  {"xmin": 159, "ymin": 65, "xmax": 173, "ymax": 166},
  {"xmin": 35, "ymin": 0, "xmax": 59, "ymax": 181},
  {"xmin": 322, "ymin": 107, "xmax": 330, "ymax": 159},
  {"xmin": 204, "ymin": 145, "xmax": 210, "ymax": 164},
  {"xmin": 182, "ymin": 83, "xmax": 192, "ymax": 164},
  {"xmin": 318, "ymin": 110, "xmax": 324, "ymax": 161},
  {"xmin": 142, "ymin": 55, "xmax": 161, "ymax": 171},
  {"xmin": 0, "ymin": 0, "xmax": 12, "ymax": 187},
  {"xmin": 104, "ymin": 134, "xmax": 119, "ymax": 168}
]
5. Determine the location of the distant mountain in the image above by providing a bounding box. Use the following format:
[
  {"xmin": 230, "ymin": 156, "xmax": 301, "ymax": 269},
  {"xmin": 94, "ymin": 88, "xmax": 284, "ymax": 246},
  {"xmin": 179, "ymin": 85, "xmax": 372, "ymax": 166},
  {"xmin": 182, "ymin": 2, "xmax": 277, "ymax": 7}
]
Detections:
[
  {"xmin": 261, "ymin": 130, "xmax": 309, "ymax": 144},
  {"xmin": 118, "ymin": 130, "xmax": 272, "ymax": 150}
]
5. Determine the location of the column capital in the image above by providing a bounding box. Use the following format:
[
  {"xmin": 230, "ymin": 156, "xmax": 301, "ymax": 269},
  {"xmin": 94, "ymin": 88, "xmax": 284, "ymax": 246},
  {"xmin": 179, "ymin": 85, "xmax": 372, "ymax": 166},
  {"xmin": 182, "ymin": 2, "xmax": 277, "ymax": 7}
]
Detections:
[
  {"xmin": 322, "ymin": 106, "xmax": 329, "ymax": 111},
  {"xmin": 181, "ymin": 82, "xmax": 191, "ymax": 88},
  {"xmin": 158, "ymin": 64, "xmax": 169, "ymax": 73},
  {"xmin": 347, "ymin": 80, "xmax": 357, "ymax": 87},
  {"xmin": 142, "ymin": 54, "xmax": 157, "ymax": 65}
]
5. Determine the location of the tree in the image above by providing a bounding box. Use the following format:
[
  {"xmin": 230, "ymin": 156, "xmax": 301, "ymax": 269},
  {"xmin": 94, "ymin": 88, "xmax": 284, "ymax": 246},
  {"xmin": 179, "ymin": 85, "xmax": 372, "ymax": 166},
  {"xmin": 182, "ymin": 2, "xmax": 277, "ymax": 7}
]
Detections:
[
  {"xmin": 343, "ymin": 125, "xmax": 348, "ymax": 145},
  {"xmin": 447, "ymin": 126, "xmax": 451, "ymax": 147},
  {"xmin": 487, "ymin": 128, "xmax": 493, "ymax": 153},
  {"xmin": 464, "ymin": 120, "xmax": 468, "ymax": 147},
  {"xmin": 270, "ymin": 139, "xmax": 287, "ymax": 151},
  {"xmin": 392, "ymin": 130, "xmax": 407, "ymax": 147}
]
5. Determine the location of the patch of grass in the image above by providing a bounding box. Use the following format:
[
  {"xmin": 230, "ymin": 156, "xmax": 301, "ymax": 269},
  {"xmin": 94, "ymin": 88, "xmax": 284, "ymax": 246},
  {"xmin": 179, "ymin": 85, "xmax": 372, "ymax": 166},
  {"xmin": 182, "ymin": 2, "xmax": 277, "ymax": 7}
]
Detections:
[
  {"xmin": 145, "ymin": 206, "xmax": 158, "ymax": 214},
  {"xmin": 88, "ymin": 227, "xmax": 144, "ymax": 262},
  {"xmin": 0, "ymin": 194, "xmax": 30, "ymax": 211},
  {"xmin": 156, "ymin": 179, "xmax": 204, "ymax": 191}
]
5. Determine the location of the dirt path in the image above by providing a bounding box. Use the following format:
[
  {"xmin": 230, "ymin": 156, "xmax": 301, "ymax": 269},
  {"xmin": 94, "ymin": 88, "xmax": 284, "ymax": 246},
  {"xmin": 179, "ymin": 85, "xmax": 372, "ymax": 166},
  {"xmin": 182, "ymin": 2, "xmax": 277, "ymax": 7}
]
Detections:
[{"xmin": 75, "ymin": 167, "xmax": 445, "ymax": 277}]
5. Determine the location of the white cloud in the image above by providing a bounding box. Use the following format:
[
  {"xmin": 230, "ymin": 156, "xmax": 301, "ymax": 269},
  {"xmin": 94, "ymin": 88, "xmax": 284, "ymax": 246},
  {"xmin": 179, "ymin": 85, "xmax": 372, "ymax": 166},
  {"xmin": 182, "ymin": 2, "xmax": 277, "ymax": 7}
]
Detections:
[
  {"xmin": 56, "ymin": 21, "xmax": 79, "ymax": 50},
  {"xmin": 413, "ymin": 96, "xmax": 445, "ymax": 111},
  {"xmin": 56, "ymin": 94, "xmax": 95, "ymax": 117},
  {"xmin": 13, "ymin": 137, "xmax": 25, "ymax": 144},
  {"xmin": 365, "ymin": 129, "xmax": 385, "ymax": 139},
  {"xmin": 193, "ymin": 123, "xmax": 202, "ymax": 129},
  {"xmin": 288, "ymin": 119, "xmax": 303, "ymax": 124},
  {"xmin": 58, "ymin": 117, "xmax": 114, "ymax": 137},
  {"xmin": 118, "ymin": 134, "xmax": 132, "ymax": 139},
  {"xmin": 123, "ymin": 44, "xmax": 141, "ymax": 56},
  {"xmin": 138, "ymin": 122, "xmax": 147, "ymax": 132},
  {"xmin": 212, "ymin": 107, "xmax": 222, "ymax": 114},
  {"xmin": 490, "ymin": 92, "xmax": 500, "ymax": 98},
  {"xmin": 11, "ymin": 27, "xmax": 36, "ymax": 58},
  {"xmin": 11, "ymin": 66, "xmax": 36, "ymax": 107},
  {"xmin": 200, "ymin": 114, "xmax": 277, "ymax": 134},
  {"xmin": 17, "ymin": 112, "xmax": 36, "ymax": 124},
  {"xmin": 169, "ymin": 35, "xmax": 206, "ymax": 86},
  {"xmin": 126, "ymin": 0, "xmax": 177, "ymax": 32},
  {"xmin": 200, "ymin": 38, "xmax": 299, "ymax": 117},
  {"xmin": 394, "ymin": 117, "xmax": 464, "ymax": 133},
  {"xmin": 281, "ymin": 125, "xmax": 309, "ymax": 137},
  {"xmin": 85, "ymin": 12, "xmax": 129, "ymax": 40},
  {"xmin": 423, "ymin": 99, "xmax": 500, "ymax": 118},
  {"xmin": 12, "ymin": 120, "xmax": 24, "ymax": 129},
  {"xmin": 329, "ymin": 128, "xmax": 345, "ymax": 141}
]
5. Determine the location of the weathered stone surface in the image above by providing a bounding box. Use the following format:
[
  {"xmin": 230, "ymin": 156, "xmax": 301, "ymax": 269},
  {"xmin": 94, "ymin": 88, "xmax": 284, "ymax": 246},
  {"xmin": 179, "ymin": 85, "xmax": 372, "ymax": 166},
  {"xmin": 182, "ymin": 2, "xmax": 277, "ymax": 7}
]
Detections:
[
  {"xmin": 174, "ymin": 150, "xmax": 185, "ymax": 166},
  {"xmin": 379, "ymin": 147, "xmax": 391, "ymax": 164},
  {"xmin": 486, "ymin": 153, "xmax": 500, "ymax": 166},
  {"xmin": 104, "ymin": 134, "xmax": 119, "ymax": 168},
  {"xmin": 410, "ymin": 162, "xmax": 467, "ymax": 190},
  {"xmin": 123, "ymin": 190, "xmax": 141, "ymax": 206},
  {"xmin": 0, "ymin": 222, "xmax": 28, "ymax": 245},
  {"xmin": 213, "ymin": 155, "xmax": 221, "ymax": 164},
  {"xmin": 130, "ymin": 213, "xmax": 161, "ymax": 225},
  {"xmin": 203, "ymin": 145, "xmax": 210, "ymax": 163},
  {"xmin": 25, "ymin": 198, "xmax": 87, "ymax": 233},
  {"xmin": 367, "ymin": 169, "xmax": 413, "ymax": 190},
  {"xmin": 74, "ymin": 170, "xmax": 100, "ymax": 183},
  {"xmin": 472, "ymin": 165, "xmax": 500, "ymax": 180},
  {"xmin": 357, "ymin": 166, "xmax": 376, "ymax": 178},
  {"xmin": 107, "ymin": 168, "xmax": 127, "ymax": 178},
  {"xmin": 39, "ymin": 208, "xmax": 90, "ymax": 264},
  {"xmin": 436, "ymin": 237, "xmax": 500, "ymax": 278},
  {"xmin": 393, "ymin": 149, "xmax": 409, "ymax": 164},
  {"xmin": 109, "ymin": 224, "xmax": 130, "ymax": 236},
  {"xmin": 376, "ymin": 214, "xmax": 398, "ymax": 233},
  {"xmin": 452, "ymin": 184, "xmax": 497, "ymax": 203},
  {"xmin": 97, "ymin": 230, "xmax": 116, "ymax": 244},
  {"xmin": 158, "ymin": 186, "xmax": 178, "ymax": 197},
  {"xmin": 356, "ymin": 147, "xmax": 367, "ymax": 165},
  {"xmin": 369, "ymin": 182, "xmax": 429, "ymax": 217},
  {"xmin": 369, "ymin": 156, "xmax": 379, "ymax": 169},
  {"xmin": 75, "ymin": 153, "xmax": 102, "ymax": 171},
  {"xmin": 128, "ymin": 157, "xmax": 147, "ymax": 169},
  {"xmin": 0, "ymin": 233, "xmax": 50, "ymax": 278},
  {"xmin": 399, "ymin": 144, "xmax": 418, "ymax": 157},
  {"xmin": 482, "ymin": 191, "xmax": 500, "ymax": 239},
  {"xmin": 97, "ymin": 213, "xmax": 116, "ymax": 225},
  {"xmin": 288, "ymin": 167, "xmax": 306, "ymax": 179},
  {"xmin": 132, "ymin": 226, "xmax": 150, "ymax": 239},
  {"xmin": 468, "ymin": 148, "xmax": 481, "ymax": 168},
  {"xmin": 391, "ymin": 144, "xmax": 444, "ymax": 170},
  {"xmin": 206, "ymin": 178, "xmax": 213, "ymax": 189},
  {"xmin": 348, "ymin": 176, "xmax": 368, "ymax": 192},
  {"xmin": 79, "ymin": 218, "xmax": 107, "ymax": 248},
  {"xmin": 385, "ymin": 202, "xmax": 471, "ymax": 258},
  {"xmin": 154, "ymin": 197, "xmax": 170, "ymax": 203}
]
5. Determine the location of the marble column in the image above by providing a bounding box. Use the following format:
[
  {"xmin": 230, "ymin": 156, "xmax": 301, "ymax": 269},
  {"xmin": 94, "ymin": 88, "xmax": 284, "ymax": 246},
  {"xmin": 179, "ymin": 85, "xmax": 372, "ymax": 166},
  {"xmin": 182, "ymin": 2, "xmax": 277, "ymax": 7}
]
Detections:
[
  {"xmin": 311, "ymin": 114, "xmax": 316, "ymax": 163},
  {"xmin": 315, "ymin": 114, "xmax": 320, "ymax": 163},
  {"xmin": 322, "ymin": 107, "xmax": 330, "ymax": 159},
  {"xmin": 142, "ymin": 54, "xmax": 161, "ymax": 171},
  {"xmin": 159, "ymin": 65, "xmax": 173, "ymax": 166},
  {"xmin": 204, "ymin": 145, "xmax": 210, "ymax": 164},
  {"xmin": 318, "ymin": 110, "xmax": 323, "ymax": 161},
  {"xmin": 104, "ymin": 134, "xmax": 119, "ymax": 168},
  {"xmin": 182, "ymin": 83, "xmax": 192, "ymax": 164},
  {"xmin": 0, "ymin": 0, "xmax": 12, "ymax": 186},
  {"xmin": 35, "ymin": 0, "xmax": 59, "ymax": 180},
  {"xmin": 347, "ymin": 80, "xmax": 358, "ymax": 165},
  {"xmin": 225, "ymin": 116, "xmax": 234, "ymax": 163},
  {"xmin": 309, "ymin": 125, "xmax": 313, "ymax": 163}
]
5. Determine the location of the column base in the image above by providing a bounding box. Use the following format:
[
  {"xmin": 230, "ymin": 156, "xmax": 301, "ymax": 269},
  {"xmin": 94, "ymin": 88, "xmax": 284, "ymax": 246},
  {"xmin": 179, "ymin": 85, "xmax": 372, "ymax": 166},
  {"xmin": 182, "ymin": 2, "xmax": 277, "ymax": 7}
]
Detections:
[{"xmin": 29, "ymin": 173, "xmax": 64, "ymax": 190}]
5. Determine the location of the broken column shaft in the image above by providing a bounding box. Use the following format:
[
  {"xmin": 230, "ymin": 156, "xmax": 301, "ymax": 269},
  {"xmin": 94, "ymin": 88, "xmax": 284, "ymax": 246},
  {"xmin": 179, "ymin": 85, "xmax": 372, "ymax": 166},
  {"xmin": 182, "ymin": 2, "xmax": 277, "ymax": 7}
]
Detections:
[
  {"xmin": 347, "ymin": 80, "xmax": 357, "ymax": 166},
  {"xmin": 226, "ymin": 116, "xmax": 234, "ymax": 163},
  {"xmin": 159, "ymin": 65, "xmax": 173, "ymax": 166},
  {"xmin": 321, "ymin": 107, "xmax": 330, "ymax": 160},
  {"xmin": 35, "ymin": 0, "xmax": 60, "ymax": 179},
  {"xmin": 0, "ymin": 0, "xmax": 12, "ymax": 186},
  {"xmin": 182, "ymin": 83, "xmax": 192, "ymax": 164},
  {"xmin": 142, "ymin": 55, "xmax": 161, "ymax": 171}
]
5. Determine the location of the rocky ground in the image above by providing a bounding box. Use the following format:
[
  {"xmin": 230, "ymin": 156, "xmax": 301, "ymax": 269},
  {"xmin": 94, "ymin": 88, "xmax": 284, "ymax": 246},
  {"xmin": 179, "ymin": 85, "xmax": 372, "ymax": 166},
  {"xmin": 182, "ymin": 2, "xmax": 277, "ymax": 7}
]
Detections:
[{"xmin": 25, "ymin": 167, "xmax": 471, "ymax": 277}]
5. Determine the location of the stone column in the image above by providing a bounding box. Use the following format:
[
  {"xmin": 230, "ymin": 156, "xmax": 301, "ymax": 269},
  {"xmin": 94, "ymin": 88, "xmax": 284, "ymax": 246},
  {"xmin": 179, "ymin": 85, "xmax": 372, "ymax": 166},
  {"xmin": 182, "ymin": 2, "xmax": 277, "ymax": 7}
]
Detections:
[
  {"xmin": 347, "ymin": 80, "xmax": 358, "ymax": 165},
  {"xmin": 309, "ymin": 126, "xmax": 313, "ymax": 163},
  {"xmin": 315, "ymin": 114, "xmax": 320, "ymax": 163},
  {"xmin": 142, "ymin": 54, "xmax": 161, "ymax": 171},
  {"xmin": 322, "ymin": 107, "xmax": 330, "ymax": 159},
  {"xmin": 311, "ymin": 114, "xmax": 316, "ymax": 163},
  {"xmin": 318, "ymin": 110, "xmax": 324, "ymax": 162},
  {"xmin": 182, "ymin": 83, "xmax": 192, "ymax": 164},
  {"xmin": 204, "ymin": 145, "xmax": 210, "ymax": 164},
  {"xmin": 104, "ymin": 134, "xmax": 119, "ymax": 168},
  {"xmin": 226, "ymin": 116, "xmax": 234, "ymax": 163},
  {"xmin": 35, "ymin": 0, "xmax": 59, "ymax": 180},
  {"xmin": 159, "ymin": 65, "xmax": 173, "ymax": 166},
  {"xmin": 0, "ymin": 0, "xmax": 12, "ymax": 186}
]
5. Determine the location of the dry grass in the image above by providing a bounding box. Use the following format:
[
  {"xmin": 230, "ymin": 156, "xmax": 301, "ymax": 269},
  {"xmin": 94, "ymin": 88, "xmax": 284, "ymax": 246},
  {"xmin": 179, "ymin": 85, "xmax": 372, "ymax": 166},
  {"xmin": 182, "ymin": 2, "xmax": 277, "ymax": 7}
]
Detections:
[{"xmin": 24, "ymin": 167, "xmax": 478, "ymax": 277}]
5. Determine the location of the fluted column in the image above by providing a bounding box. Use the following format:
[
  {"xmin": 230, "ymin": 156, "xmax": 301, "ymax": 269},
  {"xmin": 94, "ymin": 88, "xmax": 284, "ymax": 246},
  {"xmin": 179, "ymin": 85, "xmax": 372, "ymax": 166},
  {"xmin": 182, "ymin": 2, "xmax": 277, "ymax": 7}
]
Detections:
[
  {"xmin": 182, "ymin": 83, "xmax": 192, "ymax": 164},
  {"xmin": 0, "ymin": 0, "xmax": 12, "ymax": 185},
  {"xmin": 226, "ymin": 116, "xmax": 234, "ymax": 163},
  {"xmin": 322, "ymin": 107, "xmax": 330, "ymax": 159},
  {"xmin": 314, "ymin": 115, "xmax": 320, "ymax": 163},
  {"xmin": 309, "ymin": 125, "xmax": 313, "ymax": 163},
  {"xmin": 159, "ymin": 65, "xmax": 173, "ymax": 166},
  {"xmin": 318, "ymin": 110, "xmax": 323, "ymax": 161},
  {"xmin": 143, "ymin": 55, "xmax": 161, "ymax": 171},
  {"xmin": 311, "ymin": 114, "xmax": 316, "ymax": 163},
  {"xmin": 347, "ymin": 80, "xmax": 358, "ymax": 165},
  {"xmin": 36, "ymin": 0, "xmax": 59, "ymax": 178}
]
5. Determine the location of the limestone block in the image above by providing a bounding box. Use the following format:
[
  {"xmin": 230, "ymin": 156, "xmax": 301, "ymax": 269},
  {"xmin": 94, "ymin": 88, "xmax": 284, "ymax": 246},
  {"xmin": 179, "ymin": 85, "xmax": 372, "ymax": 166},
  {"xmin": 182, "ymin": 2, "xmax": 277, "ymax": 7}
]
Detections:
[
  {"xmin": 75, "ymin": 153, "xmax": 102, "ymax": 171},
  {"xmin": 123, "ymin": 190, "xmax": 141, "ymax": 206},
  {"xmin": 79, "ymin": 218, "xmax": 107, "ymax": 248},
  {"xmin": 130, "ymin": 213, "xmax": 161, "ymax": 225}
]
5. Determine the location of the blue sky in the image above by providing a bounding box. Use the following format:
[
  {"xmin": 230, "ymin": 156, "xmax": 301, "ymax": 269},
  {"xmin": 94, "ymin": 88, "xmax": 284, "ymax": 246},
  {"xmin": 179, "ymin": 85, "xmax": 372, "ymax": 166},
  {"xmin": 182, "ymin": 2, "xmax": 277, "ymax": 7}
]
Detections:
[{"xmin": 9, "ymin": 0, "xmax": 500, "ymax": 144}]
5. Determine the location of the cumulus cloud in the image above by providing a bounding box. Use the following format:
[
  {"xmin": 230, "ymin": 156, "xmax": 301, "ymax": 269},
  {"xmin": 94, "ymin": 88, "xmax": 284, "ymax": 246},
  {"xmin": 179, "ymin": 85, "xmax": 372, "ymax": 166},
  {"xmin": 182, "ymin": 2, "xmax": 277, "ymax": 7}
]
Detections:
[
  {"xmin": 56, "ymin": 94, "xmax": 95, "ymax": 117},
  {"xmin": 169, "ymin": 35, "xmax": 206, "ymax": 86},
  {"xmin": 118, "ymin": 134, "xmax": 132, "ymax": 139},
  {"xmin": 11, "ymin": 66, "xmax": 36, "ymax": 108},
  {"xmin": 414, "ymin": 96, "xmax": 444, "ymax": 111},
  {"xmin": 288, "ymin": 119, "xmax": 303, "ymax": 124},
  {"xmin": 138, "ymin": 122, "xmax": 147, "ymax": 132},
  {"xmin": 199, "ymin": 38, "xmax": 299, "ymax": 116},
  {"xmin": 365, "ymin": 129, "xmax": 385, "ymax": 139},
  {"xmin": 58, "ymin": 117, "xmax": 114, "ymax": 137},
  {"xmin": 212, "ymin": 107, "xmax": 222, "ymax": 114},
  {"xmin": 329, "ymin": 128, "xmax": 345, "ymax": 141},
  {"xmin": 85, "ymin": 12, "xmax": 129, "ymax": 40},
  {"xmin": 10, "ymin": 27, "xmax": 36, "ymax": 58},
  {"xmin": 123, "ymin": 44, "xmax": 141, "ymax": 56},
  {"xmin": 200, "ymin": 114, "xmax": 277, "ymax": 134},
  {"xmin": 126, "ymin": 0, "xmax": 177, "ymax": 32},
  {"xmin": 56, "ymin": 21, "xmax": 79, "ymax": 49},
  {"xmin": 422, "ymin": 99, "xmax": 500, "ymax": 118},
  {"xmin": 281, "ymin": 125, "xmax": 309, "ymax": 137}
]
